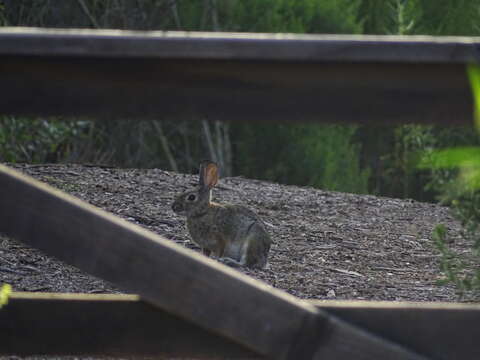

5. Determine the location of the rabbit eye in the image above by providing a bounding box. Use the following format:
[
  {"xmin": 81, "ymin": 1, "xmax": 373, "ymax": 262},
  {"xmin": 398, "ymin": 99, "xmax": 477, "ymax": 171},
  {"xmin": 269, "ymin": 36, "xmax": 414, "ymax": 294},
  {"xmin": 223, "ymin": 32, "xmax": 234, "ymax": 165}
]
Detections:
[{"xmin": 187, "ymin": 194, "xmax": 197, "ymax": 202}]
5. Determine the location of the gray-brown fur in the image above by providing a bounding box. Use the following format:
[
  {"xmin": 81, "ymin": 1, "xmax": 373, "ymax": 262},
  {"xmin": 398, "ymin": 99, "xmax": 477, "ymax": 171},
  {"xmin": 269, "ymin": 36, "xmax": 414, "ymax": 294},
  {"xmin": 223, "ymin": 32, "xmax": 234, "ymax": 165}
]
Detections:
[{"xmin": 171, "ymin": 161, "xmax": 272, "ymax": 268}]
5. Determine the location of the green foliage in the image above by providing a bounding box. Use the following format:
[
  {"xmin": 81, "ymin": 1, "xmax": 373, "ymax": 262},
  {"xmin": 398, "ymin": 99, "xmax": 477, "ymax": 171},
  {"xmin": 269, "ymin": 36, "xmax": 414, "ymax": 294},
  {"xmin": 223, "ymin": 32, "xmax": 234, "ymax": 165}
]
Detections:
[
  {"xmin": 420, "ymin": 141, "xmax": 480, "ymax": 296},
  {"xmin": 420, "ymin": 147, "xmax": 480, "ymax": 191},
  {"xmin": 417, "ymin": 0, "xmax": 480, "ymax": 36},
  {"xmin": 468, "ymin": 64, "xmax": 480, "ymax": 129},
  {"xmin": 432, "ymin": 205, "xmax": 480, "ymax": 296},
  {"xmin": 175, "ymin": 0, "xmax": 362, "ymax": 33},
  {"xmin": 359, "ymin": 0, "xmax": 421, "ymax": 34},
  {"xmin": 418, "ymin": 65, "xmax": 480, "ymax": 193},
  {"xmin": 362, "ymin": 123, "xmax": 480, "ymax": 201},
  {"xmin": 417, "ymin": 63, "xmax": 480, "ymax": 295},
  {"xmin": 359, "ymin": 0, "xmax": 480, "ymax": 36},
  {"xmin": 380, "ymin": 125, "xmax": 435, "ymax": 199},
  {"xmin": 392, "ymin": 0, "xmax": 420, "ymax": 35},
  {"xmin": 234, "ymin": 124, "xmax": 370, "ymax": 194},
  {"xmin": 0, "ymin": 283, "xmax": 11, "ymax": 308},
  {"xmin": 297, "ymin": 125, "xmax": 370, "ymax": 193},
  {"xmin": 2, "ymin": 0, "xmax": 187, "ymax": 30},
  {"xmin": 0, "ymin": 0, "xmax": 7, "ymax": 26},
  {"xmin": 227, "ymin": 0, "xmax": 362, "ymax": 34},
  {"xmin": 0, "ymin": 116, "xmax": 89, "ymax": 163}
]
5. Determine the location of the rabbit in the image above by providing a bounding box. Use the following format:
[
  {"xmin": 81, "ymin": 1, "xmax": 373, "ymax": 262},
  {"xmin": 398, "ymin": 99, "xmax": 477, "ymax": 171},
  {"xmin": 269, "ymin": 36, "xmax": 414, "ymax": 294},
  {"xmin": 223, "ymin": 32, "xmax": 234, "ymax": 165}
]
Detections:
[{"xmin": 171, "ymin": 160, "xmax": 272, "ymax": 269}]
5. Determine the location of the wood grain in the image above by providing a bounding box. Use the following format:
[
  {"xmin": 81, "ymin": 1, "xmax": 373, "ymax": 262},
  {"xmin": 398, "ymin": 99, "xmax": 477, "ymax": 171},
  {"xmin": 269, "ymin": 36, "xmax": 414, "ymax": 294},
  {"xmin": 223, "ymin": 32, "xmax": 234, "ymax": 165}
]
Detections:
[
  {"xmin": 0, "ymin": 292, "xmax": 260, "ymax": 358},
  {"xmin": 2, "ymin": 293, "xmax": 476, "ymax": 359},
  {"xmin": 315, "ymin": 300, "xmax": 480, "ymax": 360},
  {"xmin": 0, "ymin": 166, "xmax": 424, "ymax": 359},
  {"xmin": 0, "ymin": 28, "xmax": 474, "ymax": 124},
  {"xmin": 0, "ymin": 57, "xmax": 472, "ymax": 125},
  {"xmin": 0, "ymin": 27, "xmax": 479, "ymax": 63}
]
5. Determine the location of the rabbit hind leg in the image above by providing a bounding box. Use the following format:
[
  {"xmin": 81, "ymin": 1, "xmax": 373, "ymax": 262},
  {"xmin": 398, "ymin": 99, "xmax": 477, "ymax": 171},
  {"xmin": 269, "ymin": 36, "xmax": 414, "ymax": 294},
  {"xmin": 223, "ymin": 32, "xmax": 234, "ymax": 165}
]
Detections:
[{"xmin": 244, "ymin": 229, "xmax": 271, "ymax": 269}]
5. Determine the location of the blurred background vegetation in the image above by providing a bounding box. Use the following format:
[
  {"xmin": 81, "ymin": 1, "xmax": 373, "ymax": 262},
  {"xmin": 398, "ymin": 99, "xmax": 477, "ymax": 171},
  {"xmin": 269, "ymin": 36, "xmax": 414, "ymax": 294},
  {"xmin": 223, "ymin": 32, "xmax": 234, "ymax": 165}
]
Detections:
[{"xmin": 1, "ymin": 0, "xmax": 480, "ymax": 203}]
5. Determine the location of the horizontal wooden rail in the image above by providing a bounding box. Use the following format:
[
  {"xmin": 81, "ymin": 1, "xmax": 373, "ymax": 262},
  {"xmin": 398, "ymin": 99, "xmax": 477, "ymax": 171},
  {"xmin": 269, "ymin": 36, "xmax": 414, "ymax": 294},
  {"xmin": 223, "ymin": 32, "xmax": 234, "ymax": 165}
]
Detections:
[
  {"xmin": 1, "ymin": 28, "xmax": 480, "ymax": 63},
  {"xmin": 0, "ymin": 292, "xmax": 260, "ymax": 358},
  {"xmin": 0, "ymin": 27, "xmax": 476, "ymax": 124},
  {"xmin": 1, "ymin": 293, "xmax": 479, "ymax": 359},
  {"xmin": 0, "ymin": 165, "xmax": 425, "ymax": 359},
  {"xmin": 315, "ymin": 300, "xmax": 480, "ymax": 360}
]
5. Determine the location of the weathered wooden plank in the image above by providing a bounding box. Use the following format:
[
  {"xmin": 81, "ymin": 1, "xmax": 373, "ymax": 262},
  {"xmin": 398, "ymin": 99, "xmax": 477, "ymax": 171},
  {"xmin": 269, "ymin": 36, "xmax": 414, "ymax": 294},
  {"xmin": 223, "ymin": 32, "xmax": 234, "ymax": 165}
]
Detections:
[
  {"xmin": 0, "ymin": 57, "xmax": 471, "ymax": 125},
  {"xmin": 0, "ymin": 28, "xmax": 474, "ymax": 124},
  {"xmin": 0, "ymin": 292, "xmax": 261, "ymax": 358},
  {"xmin": 0, "ymin": 28, "xmax": 480, "ymax": 63},
  {"xmin": 0, "ymin": 165, "xmax": 425, "ymax": 359},
  {"xmin": 315, "ymin": 300, "xmax": 480, "ymax": 360},
  {"xmin": 2, "ymin": 293, "xmax": 479, "ymax": 359}
]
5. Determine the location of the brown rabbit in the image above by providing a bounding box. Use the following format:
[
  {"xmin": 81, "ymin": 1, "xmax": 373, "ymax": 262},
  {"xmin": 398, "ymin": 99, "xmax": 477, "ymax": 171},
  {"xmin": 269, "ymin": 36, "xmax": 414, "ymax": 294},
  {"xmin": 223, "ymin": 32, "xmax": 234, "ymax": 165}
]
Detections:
[{"xmin": 171, "ymin": 161, "xmax": 272, "ymax": 268}]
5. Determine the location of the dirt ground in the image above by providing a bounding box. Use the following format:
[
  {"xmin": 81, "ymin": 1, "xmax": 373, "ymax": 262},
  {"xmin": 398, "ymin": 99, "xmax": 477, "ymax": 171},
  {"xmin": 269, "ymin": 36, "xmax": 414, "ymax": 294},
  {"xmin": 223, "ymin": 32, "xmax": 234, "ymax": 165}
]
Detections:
[{"xmin": 0, "ymin": 163, "xmax": 476, "ymax": 303}]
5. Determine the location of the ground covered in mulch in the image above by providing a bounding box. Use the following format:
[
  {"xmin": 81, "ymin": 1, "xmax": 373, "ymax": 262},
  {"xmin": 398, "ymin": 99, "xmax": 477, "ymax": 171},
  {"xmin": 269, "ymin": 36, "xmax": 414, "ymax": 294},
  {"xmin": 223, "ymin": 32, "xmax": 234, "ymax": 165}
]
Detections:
[{"xmin": 0, "ymin": 163, "xmax": 476, "ymax": 302}]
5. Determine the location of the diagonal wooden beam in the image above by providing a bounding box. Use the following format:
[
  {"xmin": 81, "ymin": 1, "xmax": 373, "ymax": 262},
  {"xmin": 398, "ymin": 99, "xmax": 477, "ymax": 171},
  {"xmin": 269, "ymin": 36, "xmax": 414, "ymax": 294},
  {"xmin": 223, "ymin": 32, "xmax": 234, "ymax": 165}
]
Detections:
[
  {"xmin": 0, "ymin": 27, "xmax": 475, "ymax": 125},
  {"xmin": 0, "ymin": 165, "xmax": 425, "ymax": 359}
]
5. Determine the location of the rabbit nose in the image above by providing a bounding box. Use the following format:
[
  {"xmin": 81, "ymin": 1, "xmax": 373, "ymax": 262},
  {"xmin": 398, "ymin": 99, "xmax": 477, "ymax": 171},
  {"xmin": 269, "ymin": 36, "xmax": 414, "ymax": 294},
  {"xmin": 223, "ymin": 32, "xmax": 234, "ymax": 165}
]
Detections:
[{"xmin": 172, "ymin": 202, "xmax": 183, "ymax": 213}]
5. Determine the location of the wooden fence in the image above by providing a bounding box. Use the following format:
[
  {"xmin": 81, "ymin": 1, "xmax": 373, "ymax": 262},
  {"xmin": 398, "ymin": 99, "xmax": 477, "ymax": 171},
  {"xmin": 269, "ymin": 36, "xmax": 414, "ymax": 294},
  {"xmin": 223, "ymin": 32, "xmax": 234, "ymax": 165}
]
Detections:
[
  {"xmin": 0, "ymin": 28, "xmax": 477, "ymax": 124},
  {"xmin": 2, "ymin": 293, "xmax": 480, "ymax": 359},
  {"xmin": 1, "ymin": 27, "xmax": 480, "ymax": 360}
]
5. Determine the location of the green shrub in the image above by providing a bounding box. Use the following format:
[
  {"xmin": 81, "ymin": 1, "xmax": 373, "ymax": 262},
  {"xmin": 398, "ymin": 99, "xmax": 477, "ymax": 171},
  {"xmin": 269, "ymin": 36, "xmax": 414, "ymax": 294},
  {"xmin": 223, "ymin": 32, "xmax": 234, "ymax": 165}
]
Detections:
[
  {"xmin": 0, "ymin": 116, "xmax": 89, "ymax": 163},
  {"xmin": 420, "ymin": 65, "xmax": 480, "ymax": 296},
  {"xmin": 234, "ymin": 123, "xmax": 370, "ymax": 194}
]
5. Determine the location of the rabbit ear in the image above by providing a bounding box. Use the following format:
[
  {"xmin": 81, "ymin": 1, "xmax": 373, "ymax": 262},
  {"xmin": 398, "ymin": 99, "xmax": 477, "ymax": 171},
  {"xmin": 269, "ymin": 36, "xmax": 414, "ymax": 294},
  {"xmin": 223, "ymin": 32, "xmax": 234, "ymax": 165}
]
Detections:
[{"xmin": 199, "ymin": 160, "xmax": 218, "ymax": 189}]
